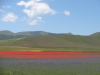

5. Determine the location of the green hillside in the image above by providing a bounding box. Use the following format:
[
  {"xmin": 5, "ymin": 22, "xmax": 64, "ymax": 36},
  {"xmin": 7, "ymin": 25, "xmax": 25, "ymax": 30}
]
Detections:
[
  {"xmin": 0, "ymin": 30, "xmax": 55, "ymax": 40},
  {"xmin": 0, "ymin": 30, "xmax": 74, "ymax": 40},
  {"xmin": 0, "ymin": 35, "xmax": 100, "ymax": 48},
  {"xmin": 90, "ymin": 32, "xmax": 100, "ymax": 36},
  {"xmin": 0, "ymin": 31, "xmax": 100, "ymax": 51},
  {"xmin": 15, "ymin": 31, "xmax": 53, "ymax": 36},
  {"xmin": 0, "ymin": 30, "xmax": 15, "ymax": 36}
]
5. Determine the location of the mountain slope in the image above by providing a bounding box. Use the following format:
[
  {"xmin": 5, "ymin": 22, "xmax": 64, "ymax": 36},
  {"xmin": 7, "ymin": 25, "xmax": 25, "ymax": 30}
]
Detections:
[
  {"xmin": 15, "ymin": 31, "xmax": 54, "ymax": 36},
  {"xmin": 0, "ymin": 30, "xmax": 73, "ymax": 40},
  {"xmin": 0, "ymin": 31, "xmax": 55, "ymax": 40},
  {"xmin": 0, "ymin": 30, "xmax": 15, "ymax": 36},
  {"xmin": 0, "ymin": 30, "xmax": 100, "ymax": 49},
  {"xmin": 2, "ymin": 35, "xmax": 99, "ymax": 48},
  {"xmin": 90, "ymin": 32, "xmax": 100, "ymax": 36}
]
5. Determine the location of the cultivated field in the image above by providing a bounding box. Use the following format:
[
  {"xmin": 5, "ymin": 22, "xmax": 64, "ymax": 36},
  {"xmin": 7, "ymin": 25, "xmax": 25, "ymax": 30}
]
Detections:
[
  {"xmin": 0, "ymin": 46, "xmax": 100, "ymax": 52},
  {"xmin": 0, "ymin": 58, "xmax": 100, "ymax": 75},
  {"xmin": 0, "ymin": 45, "xmax": 100, "ymax": 75},
  {"xmin": 0, "ymin": 50, "xmax": 100, "ymax": 75}
]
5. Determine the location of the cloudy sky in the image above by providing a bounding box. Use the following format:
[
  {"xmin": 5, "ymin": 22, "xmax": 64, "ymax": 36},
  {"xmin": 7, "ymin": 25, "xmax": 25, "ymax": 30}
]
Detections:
[{"xmin": 0, "ymin": 0, "xmax": 100, "ymax": 35}]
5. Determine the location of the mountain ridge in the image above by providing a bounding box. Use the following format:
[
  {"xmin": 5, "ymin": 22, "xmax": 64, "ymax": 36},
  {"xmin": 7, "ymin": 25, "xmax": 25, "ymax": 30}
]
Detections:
[{"xmin": 0, "ymin": 30, "xmax": 73, "ymax": 40}]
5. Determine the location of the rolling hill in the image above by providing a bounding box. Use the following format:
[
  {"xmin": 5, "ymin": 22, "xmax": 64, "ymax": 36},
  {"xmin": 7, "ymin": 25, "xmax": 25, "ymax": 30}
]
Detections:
[
  {"xmin": 0, "ymin": 34, "xmax": 100, "ymax": 49},
  {"xmin": 0, "ymin": 30, "xmax": 100, "ymax": 51},
  {"xmin": 0, "ymin": 30, "xmax": 72, "ymax": 40},
  {"xmin": 11, "ymin": 35, "xmax": 100, "ymax": 48},
  {"xmin": 0, "ymin": 30, "xmax": 54, "ymax": 40}
]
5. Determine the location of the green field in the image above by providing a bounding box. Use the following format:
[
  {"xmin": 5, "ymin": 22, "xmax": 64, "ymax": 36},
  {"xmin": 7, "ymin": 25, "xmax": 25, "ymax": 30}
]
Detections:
[
  {"xmin": 0, "ymin": 46, "xmax": 100, "ymax": 52},
  {"xmin": 0, "ymin": 60, "xmax": 100, "ymax": 75}
]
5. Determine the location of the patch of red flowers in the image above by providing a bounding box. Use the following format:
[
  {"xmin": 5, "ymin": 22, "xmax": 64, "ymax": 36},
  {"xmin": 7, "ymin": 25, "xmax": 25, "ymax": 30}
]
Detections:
[{"xmin": 0, "ymin": 51, "xmax": 100, "ymax": 59}]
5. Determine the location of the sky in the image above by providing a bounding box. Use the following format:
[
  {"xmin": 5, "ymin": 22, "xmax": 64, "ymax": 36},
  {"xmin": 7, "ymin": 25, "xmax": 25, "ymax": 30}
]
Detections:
[{"xmin": 0, "ymin": 0, "xmax": 100, "ymax": 35}]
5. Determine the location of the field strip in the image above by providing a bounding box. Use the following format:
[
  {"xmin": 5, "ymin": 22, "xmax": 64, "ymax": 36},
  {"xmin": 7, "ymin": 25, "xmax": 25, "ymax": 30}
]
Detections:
[{"xmin": 0, "ymin": 51, "xmax": 100, "ymax": 59}]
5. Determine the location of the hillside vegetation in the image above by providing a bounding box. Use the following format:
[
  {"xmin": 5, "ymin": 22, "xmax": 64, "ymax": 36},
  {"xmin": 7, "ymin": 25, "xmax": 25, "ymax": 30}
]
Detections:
[
  {"xmin": 0, "ymin": 31, "xmax": 100, "ymax": 51},
  {"xmin": 0, "ymin": 34, "xmax": 100, "ymax": 49},
  {"xmin": 0, "ymin": 30, "xmax": 73, "ymax": 40},
  {"xmin": 0, "ymin": 30, "xmax": 54, "ymax": 40}
]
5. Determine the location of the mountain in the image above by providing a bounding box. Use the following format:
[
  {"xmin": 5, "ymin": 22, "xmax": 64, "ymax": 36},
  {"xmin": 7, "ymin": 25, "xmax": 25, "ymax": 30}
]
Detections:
[
  {"xmin": 0, "ymin": 31, "xmax": 100, "ymax": 49},
  {"xmin": 0, "ymin": 30, "xmax": 72, "ymax": 40},
  {"xmin": 12, "ymin": 35, "xmax": 100, "ymax": 48},
  {"xmin": 0, "ymin": 30, "xmax": 15, "ymax": 36},
  {"xmin": 0, "ymin": 31, "xmax": 100, "ymax": 51},
  {"xmin": 0, "ymin": 31, "xmax": 53, "ymax": 40},
  {"xmin": 0, "ymin": 34, "xmax": 100, "ymax": 49},
  {"xmin": 90, "ymin": 32, "xmax": 100, "ymax": 36},
  {"xmin": 15, "ymin": 31, "xmax": 54, "ymax": 36}
]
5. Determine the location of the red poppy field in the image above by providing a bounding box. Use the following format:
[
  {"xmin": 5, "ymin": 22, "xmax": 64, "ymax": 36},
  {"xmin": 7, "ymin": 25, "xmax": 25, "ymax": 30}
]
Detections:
[{"xmin": 0, "ymin": 51, "xmax": 100, "ymax": 59}]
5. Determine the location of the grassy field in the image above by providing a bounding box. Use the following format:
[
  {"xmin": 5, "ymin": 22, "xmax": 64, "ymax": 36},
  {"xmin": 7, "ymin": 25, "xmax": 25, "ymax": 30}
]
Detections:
[
  {"xmin": 0, "ymin": 59, "xmax": 100, "ymax": 75},
  {"xmin": 0, "ymin": 46, "xmax": 100, "ymax": 52},
  {"xmin": 0, "ymin": 38, "xmax": 25, "ymax": 44}
]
